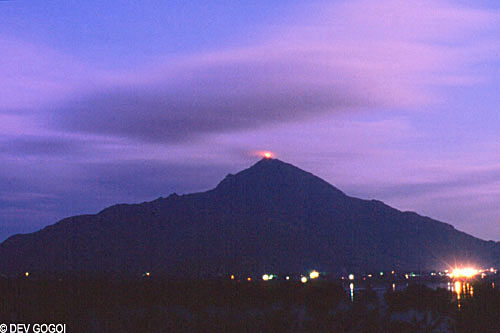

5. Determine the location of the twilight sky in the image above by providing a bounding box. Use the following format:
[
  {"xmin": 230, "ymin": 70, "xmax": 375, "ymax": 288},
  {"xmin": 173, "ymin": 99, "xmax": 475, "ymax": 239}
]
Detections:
[{"xmin": 1, "ymin": 0, "xmax": 500, "ymax": 242}]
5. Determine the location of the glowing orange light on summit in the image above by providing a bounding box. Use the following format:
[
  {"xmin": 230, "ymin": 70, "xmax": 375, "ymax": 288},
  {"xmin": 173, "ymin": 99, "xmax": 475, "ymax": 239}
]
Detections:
[{"xmin": 252, "ymin": 150, "xmax": 275, "ymax": 159}]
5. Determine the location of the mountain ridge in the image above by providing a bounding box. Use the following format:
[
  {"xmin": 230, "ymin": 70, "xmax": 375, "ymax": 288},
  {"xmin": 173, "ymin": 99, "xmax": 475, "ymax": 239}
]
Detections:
[{"xmin": 1, "ymin": 158, "xmax": 498, "ymax": 276}]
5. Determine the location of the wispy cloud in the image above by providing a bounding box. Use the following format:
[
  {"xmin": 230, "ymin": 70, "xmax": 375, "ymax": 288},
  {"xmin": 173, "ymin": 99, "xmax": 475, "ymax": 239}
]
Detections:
[
  {"xmin": 50, "ymin": 0, "xmax": 499, "ymax": 143},
  {"xmin": 2, "ymin": 0, "xmax": 498, "ymax": 144}
]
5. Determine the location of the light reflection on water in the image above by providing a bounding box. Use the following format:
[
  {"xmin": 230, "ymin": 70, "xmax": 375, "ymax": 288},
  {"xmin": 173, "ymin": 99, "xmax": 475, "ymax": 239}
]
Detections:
[
  {"xmin": 450, "ymin": 280, "xmax": 474, "ymax": 308},
  {"xmin": 346, "ymin": 280, "xmax": 482, "ymax": 304}
]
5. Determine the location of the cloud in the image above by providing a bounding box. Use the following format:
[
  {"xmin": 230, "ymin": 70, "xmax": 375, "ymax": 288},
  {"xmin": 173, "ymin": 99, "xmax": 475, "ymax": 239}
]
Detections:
[
  {"xmin": 54, "ymin": 54, "xmax": 371, "ymax": 143},
  {"xmin": 347, "ymin": 166, "xmax": 500, "ymax": 201},
  {"xmin": 0, "ymin": 38, "xmax": 98, "ymax": 111},
  {"xmin": 2, "ymin": 0, "xmax": 498, "ymax": 144},
  {"xmin": 0, "ymin": 136, "xmax": 87, "ymax": 157}
]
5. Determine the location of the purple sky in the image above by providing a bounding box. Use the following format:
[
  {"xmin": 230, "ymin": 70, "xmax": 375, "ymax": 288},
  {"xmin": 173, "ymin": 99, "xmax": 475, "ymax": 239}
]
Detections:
[{"xmin": 1, "ymin": 0, "xmax": 500, "ymax": 241}]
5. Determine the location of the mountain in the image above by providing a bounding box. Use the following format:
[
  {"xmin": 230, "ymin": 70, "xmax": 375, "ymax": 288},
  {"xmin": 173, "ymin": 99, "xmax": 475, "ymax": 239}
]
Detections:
[{"xmin": 1, "ymin": 158, "xmax": 499, "ymax": 276}]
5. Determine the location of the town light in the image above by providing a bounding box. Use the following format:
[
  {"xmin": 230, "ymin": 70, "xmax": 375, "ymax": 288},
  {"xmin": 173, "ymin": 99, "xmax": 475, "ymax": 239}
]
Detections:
[
  {"xmin": 451, "ymin": 267, "xmax": 478, "ymax": 279},
  {"xmin": 309, "ymin": 270, "xmax": 319, "ymax": 279}
]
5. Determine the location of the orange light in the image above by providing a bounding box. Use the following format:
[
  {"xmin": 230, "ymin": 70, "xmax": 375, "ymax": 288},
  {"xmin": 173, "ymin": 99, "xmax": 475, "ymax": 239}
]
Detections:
[
  {"xmin": 309, "ymin": 270, "xmax": 319, "ymax": 279},
  {"xmin": 247, "ymin": 277, "xmax": 252, "ymax": 281},
  {"xmin": 252, "ymin": 150, "xmax": 275, "ymax": 159},
  {"xmin": 230, "ymin": 274, "xmax": 235, "ymax": 280},
  {"xmin": 455, "ymin": 281, "xmax": 462, "ymax": 296},
  {"xmin": 451, "ymin": 267, "xmax": 478, "ymax": 279}
]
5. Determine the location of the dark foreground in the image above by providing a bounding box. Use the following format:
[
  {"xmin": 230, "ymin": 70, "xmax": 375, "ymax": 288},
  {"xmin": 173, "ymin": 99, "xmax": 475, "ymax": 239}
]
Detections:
[{"xmin": 1, "ymin": 276, "xmax": 499, "ymax": 332}]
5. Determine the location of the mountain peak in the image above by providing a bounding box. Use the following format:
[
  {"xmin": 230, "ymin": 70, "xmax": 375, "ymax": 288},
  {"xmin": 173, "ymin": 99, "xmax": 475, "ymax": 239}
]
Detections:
[
  {"xmin": 248, "ymin": 157, "xmax": 291, "ymax": 170},
  {"xmin": 215, "ymin": 157, "xmax": 346, "ymax": 199},
  {"xmin": 216, "ymin": 158, "xmax": 297, "ymax": 185},
  {"xmin": 254, "ymin": 156, "xmax": 279, "ymax": 163}
]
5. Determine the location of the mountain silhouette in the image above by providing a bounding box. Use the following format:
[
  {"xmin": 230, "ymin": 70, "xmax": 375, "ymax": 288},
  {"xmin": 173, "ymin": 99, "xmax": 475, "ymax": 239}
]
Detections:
[{"xmin": 1, "ymin": 158, "xmax": 499, "ymax": 276}]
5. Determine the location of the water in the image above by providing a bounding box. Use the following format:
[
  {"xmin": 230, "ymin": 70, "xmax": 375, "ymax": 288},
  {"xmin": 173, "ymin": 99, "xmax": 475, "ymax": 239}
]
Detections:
[{"xmin": 345, "ymin": 279, "xmax": 482, "ymax": 304}]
